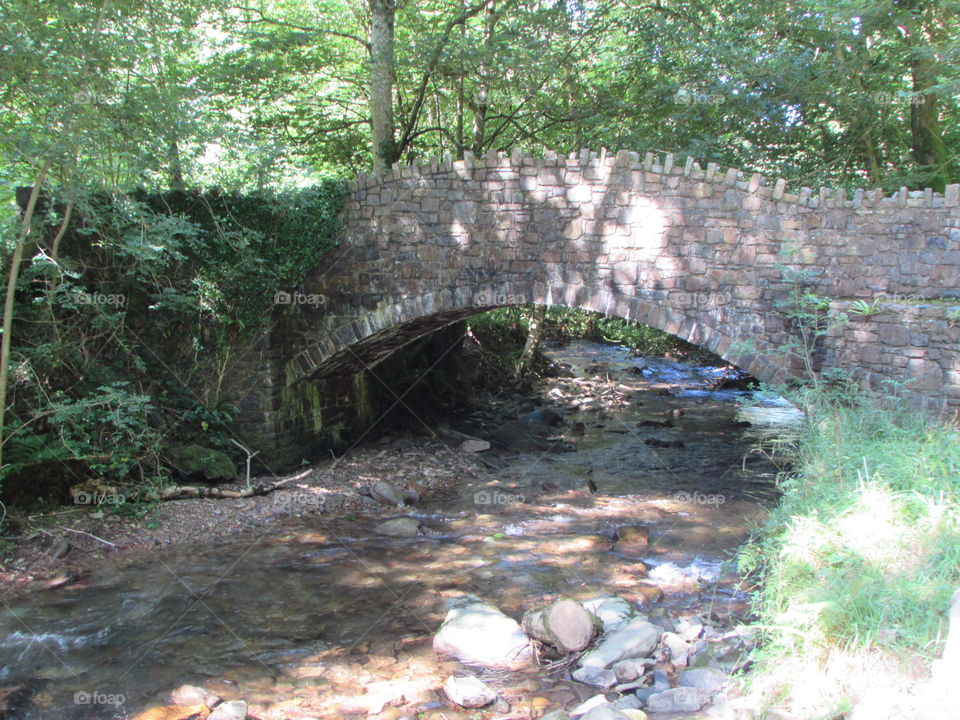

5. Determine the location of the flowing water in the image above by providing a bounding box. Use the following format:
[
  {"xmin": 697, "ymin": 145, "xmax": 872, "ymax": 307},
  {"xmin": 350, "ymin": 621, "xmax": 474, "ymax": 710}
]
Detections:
[{"xmin": 0, "ymin": 341, "xmax": 802, "ymax": 719}]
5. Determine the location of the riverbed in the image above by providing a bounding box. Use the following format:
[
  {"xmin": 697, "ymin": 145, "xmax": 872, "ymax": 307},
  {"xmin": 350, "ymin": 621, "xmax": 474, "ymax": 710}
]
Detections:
[{"xmin": 0, "ymin": 341, "xmax": 802, "ymax": 719}]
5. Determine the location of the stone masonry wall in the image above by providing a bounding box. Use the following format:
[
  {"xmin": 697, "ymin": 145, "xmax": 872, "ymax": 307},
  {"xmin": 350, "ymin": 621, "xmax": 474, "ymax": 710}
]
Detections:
[{"xmin": 236, "ymin": 148, "xmax": 960, "ymax": 466}]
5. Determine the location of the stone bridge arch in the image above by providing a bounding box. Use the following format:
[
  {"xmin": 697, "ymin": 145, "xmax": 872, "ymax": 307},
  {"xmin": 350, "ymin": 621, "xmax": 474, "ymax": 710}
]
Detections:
[
  {"xmin": 286, "ymin": 280, "xmax": 781, "ymax": 386},
  {"xmin": 233, "ymin": 148, "xmax": 959, "ymax": 467}
]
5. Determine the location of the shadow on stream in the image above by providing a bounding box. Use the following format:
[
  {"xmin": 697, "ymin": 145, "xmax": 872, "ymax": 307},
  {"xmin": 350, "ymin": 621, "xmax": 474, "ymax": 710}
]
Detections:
[{"xmin": 0, "ymin": 341, "xmax": 803, "ymax": 720}]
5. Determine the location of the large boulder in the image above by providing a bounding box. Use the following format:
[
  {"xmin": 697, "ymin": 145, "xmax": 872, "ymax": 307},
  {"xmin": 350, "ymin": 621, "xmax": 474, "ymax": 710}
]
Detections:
[
  {"xmin": 579, "ymin": 617, "xmax": 661, "ymax": 670},
  {"xmin": 166, "ymin": 444, "xmax": 235, "ymax": 483},
  {"xmin": 522, "ymin": 598, "xmax": 599, "ymax": 653},
  {"xmin": 434, "ymin": 596, "xmax": 535, "ymax": 668}
]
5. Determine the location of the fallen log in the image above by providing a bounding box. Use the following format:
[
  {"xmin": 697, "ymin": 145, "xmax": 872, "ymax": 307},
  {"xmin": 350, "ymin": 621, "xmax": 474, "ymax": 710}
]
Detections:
[{"xmin": 159, "ymin": 469, "xmax": 309, "ymax": 501}]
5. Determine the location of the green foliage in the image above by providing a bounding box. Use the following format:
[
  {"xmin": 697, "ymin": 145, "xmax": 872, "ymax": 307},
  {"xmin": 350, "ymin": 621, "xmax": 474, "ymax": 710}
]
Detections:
[
  {"xmin": 740, "ymin": 395, "xmax": 960, "ymax": 663},
  {"xmin": 1, "ymin": 183, "xmax": 344, "ymax": 501},
  {"xmin": 541, "ymin": 306, "xmax": 711, "ymax": 359},
  {"xmin": 848, "ymin": 299, "xmax": 883, "ymax": 319}
]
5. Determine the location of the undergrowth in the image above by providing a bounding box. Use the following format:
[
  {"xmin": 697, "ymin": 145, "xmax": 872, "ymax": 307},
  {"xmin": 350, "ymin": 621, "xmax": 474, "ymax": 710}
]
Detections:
[{"xmin": 739, "ymin": 389, "xmax": 960, "ymax": 717}]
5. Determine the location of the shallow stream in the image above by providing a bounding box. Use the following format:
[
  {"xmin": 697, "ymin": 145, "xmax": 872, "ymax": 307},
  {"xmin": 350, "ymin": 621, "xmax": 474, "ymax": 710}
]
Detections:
[{"xmin": 0, "ymin": 341, "xmax": 802, "ymax": 719}]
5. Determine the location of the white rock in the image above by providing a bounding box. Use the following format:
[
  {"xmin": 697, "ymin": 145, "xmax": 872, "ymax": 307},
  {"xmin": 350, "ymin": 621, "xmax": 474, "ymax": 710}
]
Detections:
[
  {"xmin": 644, "ymin": 687, "xmax": 710, "ymax": 713},
  {"xmin": 443, "ymin": 674, "xmax": 498, "ymax": 708},
  {"xmin": 580, "ymin": 703, "xmax": 632, "ymax": 720},
  {"xmin": 580, "ymin": 617, "xmax": 661, "ymax": 670},
  {"xmin": 433, "ymin": 597, "xmax": 535, "ymax": 668},
  {"xmin": 208, "ymin": 701, "xmax": 248, "ymax": 720},
  {"xmin": 582, "ymin": 596, "xmax": 636, "ymax": 632},
  {"xmin": 572, "ymin": 666, "xmax": 617, "ymax": 688},
  {"xmin": 570, "ymin": 694, "xmax": 610, "ymax": 717}
]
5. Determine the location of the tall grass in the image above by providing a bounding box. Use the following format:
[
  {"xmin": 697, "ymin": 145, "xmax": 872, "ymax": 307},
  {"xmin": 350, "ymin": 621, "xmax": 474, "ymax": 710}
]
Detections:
[{"xmin": 740, "ymin": 391, "xmax": 960, "ymax": 717}]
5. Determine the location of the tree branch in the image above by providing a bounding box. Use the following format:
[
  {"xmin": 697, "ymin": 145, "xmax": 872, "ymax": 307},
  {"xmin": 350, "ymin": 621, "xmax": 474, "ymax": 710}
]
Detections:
[
  {"xmin": 396, "ymin": 0, "xmax": 499, "ymax": 154},
  {"xmin": 233, "ymin": 5, "xmax": 371, "ymax": 51}
]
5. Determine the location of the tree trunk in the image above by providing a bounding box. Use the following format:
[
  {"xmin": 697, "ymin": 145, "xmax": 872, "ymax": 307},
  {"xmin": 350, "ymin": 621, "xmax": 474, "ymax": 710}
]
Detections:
[
  {"xmin": 471, "ymin": 0, "xmax": 497, "ymax": 155},
  {"xmin": 909, "ymin": 53, "xmax": 950, "ymax": 191},
  {"xmin": 167, "ymin": 136, "xmax": 186, "ymax": 191},
  {"xmin": 0, "ymin": 169, "xmax": 47, "ymax": 469},
  {"xmin": 369, "ymin": 0, "xmax": 399, "ymax": 173},
  {"xmin": 516, "ymin": 304, "xmax": 547, "ymax": 379}
]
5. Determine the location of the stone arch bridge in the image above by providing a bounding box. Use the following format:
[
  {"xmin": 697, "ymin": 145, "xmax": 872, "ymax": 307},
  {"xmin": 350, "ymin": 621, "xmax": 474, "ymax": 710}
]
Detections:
[{"xmin": 234, "ymin": 149, "xmax": 960, "ymax": 467}]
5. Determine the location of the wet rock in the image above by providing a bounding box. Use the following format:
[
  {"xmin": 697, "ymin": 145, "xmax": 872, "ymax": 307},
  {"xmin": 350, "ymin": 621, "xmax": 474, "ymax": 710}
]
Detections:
[
  {"xmin": 634, "ymin": 670, "xmax": 670, "ymax": 703},
  {"xmin": 208, "ymin": 701, "xmax": 248, "ymax": 720},
  {"xmin": 643, "ymin": 438, "xmax": 685, "ymax": 449},
  {"xmin": 520, "ymin": 408, "xmax": 563, "ymax": 426},
  {"xmin": 522, "ymin": 598, "xmax": 599, "ymax": 653},
  {"xmin": 581, "ymin": 596, "xmax": 637, "ymax": 632},
  {"xmin": 571, "ymin": 666, "xmax": 617, "ymax": 688},
  {"xmin": 370, "ymin": 481, "xmax": 406, "ymax": 506},
  {"xmin": 612, "ymin": 526, "xmax": 649, "ymax": 556},
  {"xmin": 632, "ymin": 584, "xmax": 664, "ymax": 605},
  {"xmin": 433, "ymin": 596, "xmax": 535, "ymax": 668},
  {"xmin": 375, "ymin": 517, "xmax": 422, "ymax": 536},
  {"xmin": 570, "ymin": 421, "xmax": 586, "ymax": 435},
  {"xmin": 580, "ymin": 617, "xmax": 661, "ymax": 670},
  {"xmin": 443, "ymin": 675, "xmax": 497, "ymax": 708},
  {"xmin": 612, "ymin": 695, "xmax": 643, "ymax": 711},
  {"xmin": 660, "ymin": 631, "xmax": 689, "ymax": 667},
  {"xmin": 168, "ymin": 685, "xmax": 220, "ymax": 707},
  {"xmin": 460, "ymin": 439, "xmax": 490, "ymax": 453},
  {"xmin": 612, "ymin": 658, "xmax": 653, "ymax": 683},
  {"xmin": 679, "ymin": 667, "xmax": 728, "ymax": 694},
  {"xmin": 643, "ymin": 687, "xmax": 709, "ymax": 713}
]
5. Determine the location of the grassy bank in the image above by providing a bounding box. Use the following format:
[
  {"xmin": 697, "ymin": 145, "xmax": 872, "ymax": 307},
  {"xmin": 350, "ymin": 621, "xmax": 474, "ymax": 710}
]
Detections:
[{"xmin": 739, "ymin": 391, "xmax": 960, "ymax": 718}]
